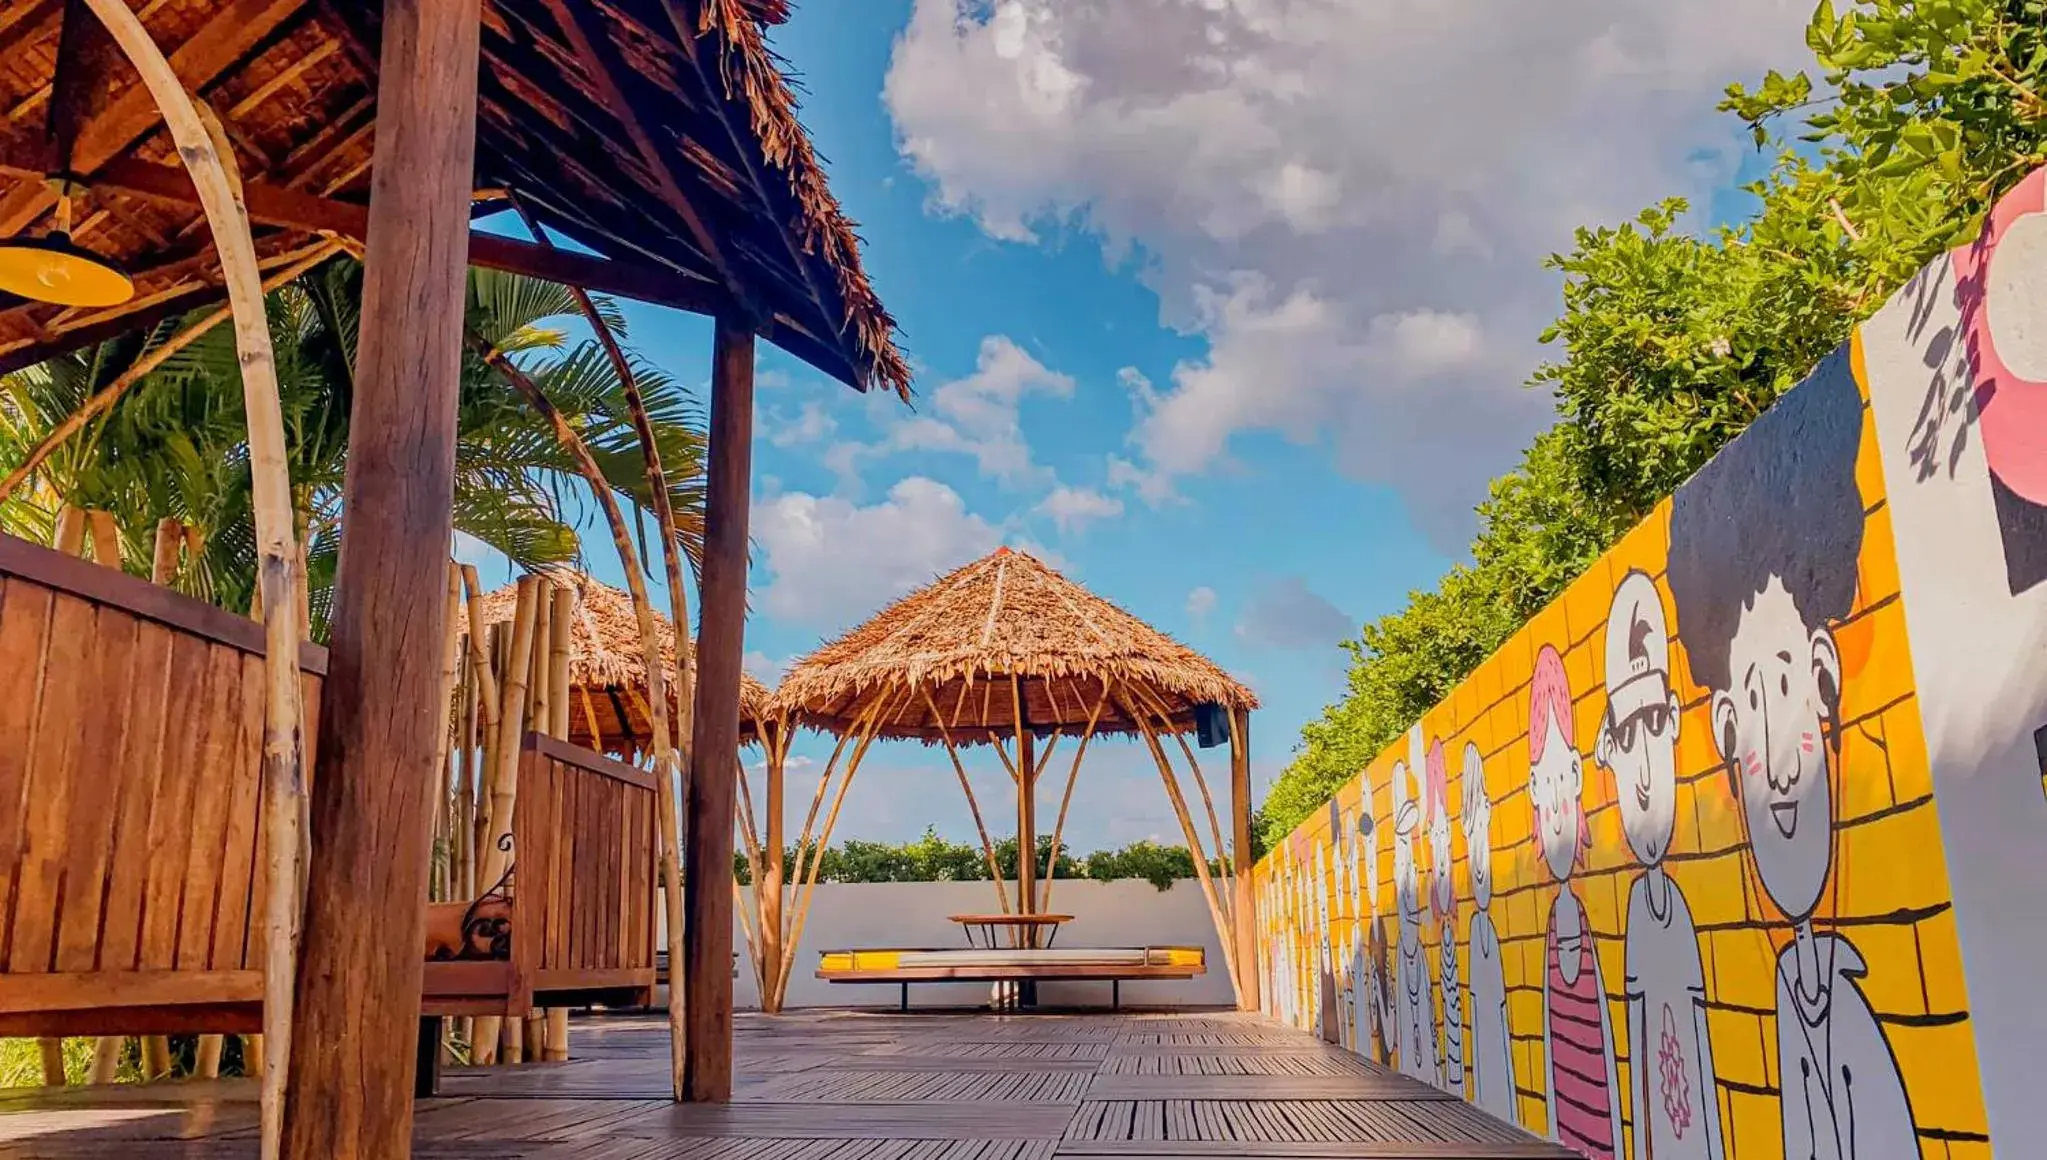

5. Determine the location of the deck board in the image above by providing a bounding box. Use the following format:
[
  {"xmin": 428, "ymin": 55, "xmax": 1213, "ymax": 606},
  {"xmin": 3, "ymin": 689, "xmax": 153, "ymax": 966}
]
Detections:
[{"xmin": 0, "ymin": 1010, "xmax": 1568, "ymax": 1158}]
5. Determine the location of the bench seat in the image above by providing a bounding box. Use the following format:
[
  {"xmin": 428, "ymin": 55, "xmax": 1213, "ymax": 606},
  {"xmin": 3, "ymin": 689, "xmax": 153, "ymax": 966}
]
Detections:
[{"xmin": 816, "ymin": 945, "xmax": 1205, "ymax": 1010}]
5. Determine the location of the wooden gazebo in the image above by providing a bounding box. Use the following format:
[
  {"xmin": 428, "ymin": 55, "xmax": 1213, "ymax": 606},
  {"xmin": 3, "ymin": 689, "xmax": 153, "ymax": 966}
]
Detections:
[
  {"xmin": 745, "ymin": 546, "xmax": 1263, "ymax": 1013},
  {"xmin": 0, "ymin": 2, "xmax": 903, "ymax": 1157},
  {"xmin": 476, "ymin": 570, "xmax": 770, "ymax": 757}
]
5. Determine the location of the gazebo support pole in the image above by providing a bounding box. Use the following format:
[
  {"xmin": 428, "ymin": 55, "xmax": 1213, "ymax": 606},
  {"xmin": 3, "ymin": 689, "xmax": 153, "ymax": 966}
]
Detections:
[
  {"xmin": 761, "ymin": 721, "xmax": 787, "ymax": 1011},
  {"xmin": 1039, "ymin": 686, "xmax": 1109, "ymax": 914},
  {"xmin": 1010, "ymin": 676, "xmax": 1037, "ymax": 934},
  {"xmin": 775, "ymin": 693, "xmax": 900, "ymax": 1004},
  {"xmin": 286, "ymin": 0, "xmax": 481, "ymax": 1153},
  {"xmin": 1118, "ymin": 693, "xmax": 1241, "ymax": 1003},
  {"xmin": 1230, "ymin": 708, "xmax": 1258, "ymax": 1012},
  {"xmin": 922, "ymin": 690, "xmax": 1013, "ymax": 915},
  {"xmin": 684, "ymin": 316, "xmax": 756, "ymax": 1102}
]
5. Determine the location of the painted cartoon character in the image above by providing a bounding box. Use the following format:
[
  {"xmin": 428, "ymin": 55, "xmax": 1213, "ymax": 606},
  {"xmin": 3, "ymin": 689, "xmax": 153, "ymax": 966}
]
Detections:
[
  {"xmin": 1598, "ymin": 570, "xmax": 1722, "ymax": 1160},
  {"xmin": 1426, "ymin": 739, "xmax": 1465, "ymax": 1094},
  {"xmin": 1667, "ymin": 352, "xmax": 1918, "ymax": 1160},
  {"xmin": 1347, "ymin": 772, "xmax": 1388, "ymax": 1064},
  {"xmin": 1313, "ymin": 822, "xmax": 1338, "ymax": 1043},
  {"xmin": 1530, "ymin": 644, "xmax": 1622, "ymax": 1159},
  {"xmin": 1332, "ymin": 798, "xmax": 1360, "ymax": 1053},
  {"xmin": 1461, "ymin": 740, "xmax": 1516, "ymax": 1122},
  {"xmin": 1378, "ymin": 729, "xmax": 1441, "ymax": 1086}
]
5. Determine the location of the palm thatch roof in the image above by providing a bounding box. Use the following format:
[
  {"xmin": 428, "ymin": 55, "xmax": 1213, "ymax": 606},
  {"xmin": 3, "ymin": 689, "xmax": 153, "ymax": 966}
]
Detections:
[
  {"xmin": 774, "ymin": 547, "xmax": 1257, "ymax": 744},
  {"xmin": 0, "ymin": 0, "xmax": 907, "ymax": 395},
  {"xmin": 477, "ymin": 569, "xmax": 770, "ymax": 751}
]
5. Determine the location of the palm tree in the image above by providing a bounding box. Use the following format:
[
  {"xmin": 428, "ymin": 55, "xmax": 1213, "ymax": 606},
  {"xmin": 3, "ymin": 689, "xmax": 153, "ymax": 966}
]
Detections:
[{"xmin": 0, "ymin": 259, "xmax": 704, "ymax": 638}]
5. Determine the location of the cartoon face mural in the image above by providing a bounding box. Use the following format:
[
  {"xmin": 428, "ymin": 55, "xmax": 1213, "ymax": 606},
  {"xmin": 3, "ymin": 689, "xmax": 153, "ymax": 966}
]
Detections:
[
  {"xmin": 1528, "ymin": 645, "xmax": 1587, "ymax": 882},
  {"xmin": 1251, "ymin": 168, "xmax": 2038, "ymax": 1160},
  {"xmin": 1425, "ymin": 740, "xmax": 1454, "ymax": 921},
  {"xmin": 1598, "ymin": 570, "xmax": 1681, "ymax": 868},
  {"xmin": 1460, "ymin": 743, "xmax": 1493, "ymax": 911}
]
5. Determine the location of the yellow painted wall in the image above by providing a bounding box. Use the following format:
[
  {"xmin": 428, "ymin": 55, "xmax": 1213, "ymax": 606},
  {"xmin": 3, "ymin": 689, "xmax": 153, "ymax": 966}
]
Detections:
[{"xmin": 1252, "ymin": 169, "xmax": 2047, "ymax": 1159}]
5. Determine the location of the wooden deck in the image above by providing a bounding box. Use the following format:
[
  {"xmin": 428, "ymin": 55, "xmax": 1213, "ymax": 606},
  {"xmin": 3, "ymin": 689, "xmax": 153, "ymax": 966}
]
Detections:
[{"xmin": 0, "ymin": 1011, "xmax": 1567, "ymax": 1158}]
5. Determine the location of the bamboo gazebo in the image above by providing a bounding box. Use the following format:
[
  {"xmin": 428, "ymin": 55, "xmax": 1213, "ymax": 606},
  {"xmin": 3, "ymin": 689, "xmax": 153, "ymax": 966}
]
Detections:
[
  {"xmin": 0, "ymin": 2, "xmax": 904, "ymax": 1157},
  {"xmin": 476, "ymin": 570, "xmax": 771, "ymax": 759},
  {"xmin": 745, "ymin": 547, "xmax": 1263, "ymax": 1013}
]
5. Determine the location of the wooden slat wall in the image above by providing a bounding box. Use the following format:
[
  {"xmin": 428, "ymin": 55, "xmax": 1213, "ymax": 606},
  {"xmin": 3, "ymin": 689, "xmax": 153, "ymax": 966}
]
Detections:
[
  {"xmin": 0, "ymin": 534, "xmax": 326, "ymax": 1022},
  {"xmin": 514, "ymin": 734, "xmax": 656, "ymax": 989}
]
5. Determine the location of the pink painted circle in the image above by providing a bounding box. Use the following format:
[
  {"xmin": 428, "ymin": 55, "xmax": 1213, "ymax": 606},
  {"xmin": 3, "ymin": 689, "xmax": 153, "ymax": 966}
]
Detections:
[{"xmin": 1955, "ymin": 167, "xmax": 2047, "ymax": 505}]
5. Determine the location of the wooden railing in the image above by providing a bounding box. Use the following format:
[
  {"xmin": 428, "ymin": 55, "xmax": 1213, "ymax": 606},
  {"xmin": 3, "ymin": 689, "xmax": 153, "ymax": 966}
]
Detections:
[
  {"xmin": 512, "ymin": 733, "xmax": 658, "ymax": 1006},
  {"xmin": 0, "ymin": 532, "xmax": 657, "ymax": 1037},
  {"xmin": 0, "ymin": 532, "xmax": 325, "ymax": 1036}
]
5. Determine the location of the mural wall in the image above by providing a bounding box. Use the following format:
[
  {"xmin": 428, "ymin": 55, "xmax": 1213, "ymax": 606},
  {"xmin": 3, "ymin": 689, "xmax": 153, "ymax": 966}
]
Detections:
[{"xmin": 1254, "ymin": 166, "xmax": 2047, "ymax": 1160}]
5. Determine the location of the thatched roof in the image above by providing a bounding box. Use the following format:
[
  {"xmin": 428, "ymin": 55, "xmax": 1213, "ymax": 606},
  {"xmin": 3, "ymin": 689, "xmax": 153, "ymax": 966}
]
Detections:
[
  {"xmin": 0, "ymin": 0, "xmax": 907, "ymax": 395},
  {"xmin": 774, "ymin": 548, "xmax": 1257, "ymax": 744},
  {"xmin": 477, "ymin": 570, "xmax": 770, "ymax": 750}
]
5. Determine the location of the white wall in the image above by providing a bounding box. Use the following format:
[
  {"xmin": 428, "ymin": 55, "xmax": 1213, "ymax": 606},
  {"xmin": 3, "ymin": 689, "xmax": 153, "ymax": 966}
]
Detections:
[{"xmin": 681, "ymin": 878, "xmax": 1235, "ymax": 1010}]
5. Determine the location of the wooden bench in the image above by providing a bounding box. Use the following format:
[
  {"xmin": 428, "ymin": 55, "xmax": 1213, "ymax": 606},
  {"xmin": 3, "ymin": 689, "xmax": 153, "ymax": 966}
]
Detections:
[
  {"xmin": 0, "ymin": 533, "xmax": 654, "ymax": 1056},
  {"xmin": 816, "ymin": 946, "xmax": 1206, "ymax": 1011}
]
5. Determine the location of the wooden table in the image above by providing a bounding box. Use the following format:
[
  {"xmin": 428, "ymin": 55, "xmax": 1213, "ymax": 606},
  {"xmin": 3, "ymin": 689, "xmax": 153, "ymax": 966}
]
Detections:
[{"xmin": 949, "ymin": 913, "xmax": 1074, "ymax": 950}]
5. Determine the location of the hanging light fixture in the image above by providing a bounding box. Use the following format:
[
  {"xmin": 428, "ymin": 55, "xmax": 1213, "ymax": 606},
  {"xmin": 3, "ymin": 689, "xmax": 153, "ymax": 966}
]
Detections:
[{"xmin": 0, "ymin": 179, "xmax": 134, "ymax": 308}]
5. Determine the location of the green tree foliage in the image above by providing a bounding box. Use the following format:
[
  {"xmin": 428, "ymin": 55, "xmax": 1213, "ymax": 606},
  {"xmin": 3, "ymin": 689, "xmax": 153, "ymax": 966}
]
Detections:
[
  {"xmin": 732, "ymin": 830, "xmax": 1220, "ymax": 893},
  {"xmin": 1260, "ymin": 0, "xmax": 2047, "ymax": 846}
]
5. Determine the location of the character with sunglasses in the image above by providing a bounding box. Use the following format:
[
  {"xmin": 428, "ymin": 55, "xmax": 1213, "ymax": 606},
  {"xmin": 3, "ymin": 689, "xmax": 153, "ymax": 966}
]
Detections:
[{"xmin": 1598, "ymin": 570, "xmax": 1720, "ymax": 1160}]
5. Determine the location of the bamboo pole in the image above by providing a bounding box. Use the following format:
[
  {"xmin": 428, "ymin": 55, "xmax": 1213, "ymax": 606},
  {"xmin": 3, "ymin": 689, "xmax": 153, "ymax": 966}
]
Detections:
[
  {"xmin": 774, "ymin": 693, "xmax": 902, "ymax": 1004},
  {"xmin": 514, "ymin": 201, "xmax": 698, "ymax": 1061},
  {"xmin": 79, "ymin": 8, "xmax": 310, "ymax": 1150},
  {"xmin": 429, "ymin": 564, "xmax": 465, "ymax": 903},
  {"xmin": 88, "ymin": 1036, "xmax": 122, "ymax": 1084},
  {"xmin": 151, "ymin": 518, "xmax": 182, "ymax": 590},
  {"xmin": 1128, "ymin": 681, "xmax": 1236, "ymax": 909},
  {"xmin": 1039, "ymin": 685, "xmax": 1110, "ymax": 914},
  {"xmin": 1118, "ymin": 690, "xmax": 1241, "ymax": 998},
  {"xmin": 542, "ymin": 583, "xmax": 573, "ymax": 1063},
  {"xmin": 52, "ymin": 505, "xmax": 84, "ymax": 554},
  {"xmin": 1010, "ymin": 675, "xmax": 1036, "ymax": 925},
  {"xmin": 472, "ymin": 578, "xmax": 539, "ymax": 1064},
  {"xmin": 473, "ymin": 336, "xmax": 688, "ymax": 1098},
  {"xmin": 195, "ymin": 1035, "xmax": 224, "ymax": 1080},
  {"xmin": 921, "ymin": 689, "xmax": 1011, "ymax": 915},
  {"xmin": 510, "ymin": 592, "xmax": 553, "ymax": 1068},
  {"xmin": 85, "ymin": 509, "xmax": 120, "ymax": 570},
  {"xmin": 456, "ymin": 636, "xmax": 478, "ymax": 902},
  {"xmin": 756, "ymin": 721, "xmax": 787, "ymax": 1012}
]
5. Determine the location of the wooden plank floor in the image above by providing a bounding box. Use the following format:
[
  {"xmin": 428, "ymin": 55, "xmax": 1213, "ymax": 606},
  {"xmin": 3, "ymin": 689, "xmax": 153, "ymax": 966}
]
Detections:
[{"xmin": 0, "ymin": 1010, "xmax": 1568, "ymax": 1158}]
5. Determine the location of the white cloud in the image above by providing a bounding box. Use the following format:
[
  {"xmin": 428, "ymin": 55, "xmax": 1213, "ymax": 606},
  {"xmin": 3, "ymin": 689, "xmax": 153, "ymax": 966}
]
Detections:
[
  {"xmin": 884, "ymin": 0, "xmax": 1810, "ymax": 544},
  {"xmin": 837, "ymin": 335, "xmax": 1076, "ymax": 490},
  {"xmin": 1035, "ymin": 485, "xmax": 1124, "ymax": 534},
  {"xmin": 1185, "ymin": 585, "xmax": 1218, "ymax": 624},
  {"xmin": 1234, "ymin": 576, "xmax": 1353, "ymax": 651},
  {"xmin": 764, "ymin": 400, "xmax": 837, "ymax": 448},
  {"xmin": 743, "ymin": 650, "xmax": 788, "ymax": 685},
  {"xmin": 752, "ymin": 476, "xmax": 1004, "ymax": 629}
]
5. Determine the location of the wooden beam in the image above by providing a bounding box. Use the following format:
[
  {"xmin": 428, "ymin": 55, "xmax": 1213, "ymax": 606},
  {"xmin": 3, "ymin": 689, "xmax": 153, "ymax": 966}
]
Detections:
[
  {"xmin": 682, "ymin": 315, "xmax": 755, "ymax": 1103},
  {"xmin": 1, "ymin": 0, "xmax": 311, "ymax": 238},
  {"xmin": 50, "ymin": 157, "xmax": 738, "ymax": 317},
  {"xmin": 283, "ymin": 0, "xmax": 481, "ymax": 1155},
  {"xmin": 1230, "ymin": 708, "xmax": 1258, "ymax": 1012},
  {"xmin": 536, "ymin": 0, "xmax": 745, "ymax": 307}
]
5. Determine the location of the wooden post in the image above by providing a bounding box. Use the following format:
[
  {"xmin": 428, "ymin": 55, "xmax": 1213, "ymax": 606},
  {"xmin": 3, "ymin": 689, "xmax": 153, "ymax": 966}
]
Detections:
[
  {"xmin": 682, "ymin": 316, "xmax": 755, "ymax": 1102},
  {"xmin": 1230, "ymin": 708, "xmax": 1258, "ymax": 1012},
  {"xmin": 1012, "ymin": 677, "xmax": 1036, "ymax": 932},
  {"xmin": 760, "ymin": 722, "xmax": 785, "ymax": 1011},
  {"xmin": 544, "ymin": 584, "xmax": 573, "ymax": 1062},
  {"xmin": 285, "ymin": 0, "xmax": 481, "ymax": 1152}
]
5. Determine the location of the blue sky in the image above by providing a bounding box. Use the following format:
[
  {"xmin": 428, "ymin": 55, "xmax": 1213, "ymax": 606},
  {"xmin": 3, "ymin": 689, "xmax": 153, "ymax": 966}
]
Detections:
[{"xmin": 469, "ymin": 0, "xmax": 1814, "ymax": 853}]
